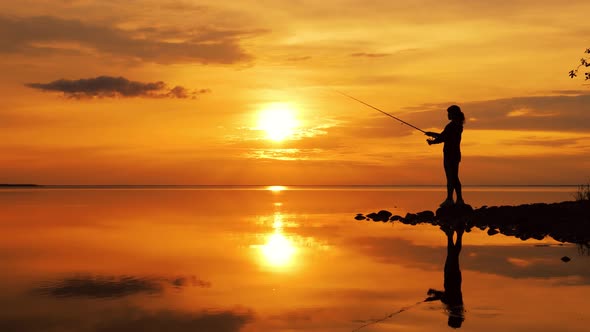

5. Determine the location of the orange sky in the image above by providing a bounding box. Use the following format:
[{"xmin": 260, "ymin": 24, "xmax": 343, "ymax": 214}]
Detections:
[{"xmin": 1, "ymin": 0, "xmax": 589, "ymax": 185}]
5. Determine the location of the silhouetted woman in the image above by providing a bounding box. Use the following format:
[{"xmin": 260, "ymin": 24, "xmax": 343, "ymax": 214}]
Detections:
[
  {"xmin": 425, "ymin": 225, "xmax": 465, "ymax": 328},
  {"xmin": 426, "ymin": 105, "xmax": 465, "ymax": 207}
]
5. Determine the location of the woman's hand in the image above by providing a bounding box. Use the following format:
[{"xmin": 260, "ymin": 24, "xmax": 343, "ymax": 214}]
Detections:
[
  {"xmin": 426, "ymin": 138, "xmax": 435, "ymax": 145},
  {"xmin": 425, "ymin": 131, "xmax": 439, "ymax": 138}
]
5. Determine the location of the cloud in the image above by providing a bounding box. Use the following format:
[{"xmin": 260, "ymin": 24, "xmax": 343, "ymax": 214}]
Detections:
[
  {"xmin": 0, "ymin": 15, "xmax": 259, "ymax": 64},
  {"xmin": 500, "ymin": 136, "xmax": 588, "ymax": 147},
  {"xmin": 229, "ymin": 114, "xmax": 413, "ymax": 151},
  {"xmin": 324, "ymin": 115, "xmax": 414, "ymax": 139},
  {"xmin": 506, "ymin": 108, "xmax": 557, "ymax": 118},
  {"xmin": 0, "ymin": 308, "xmax": 254, "ymax": 332},
  {"xmin": 33, "ymin": 275, "xmax": 210, "ymax": 298},
  {"xmin": 403, "ymin": 91, "xmax": 590, "ymax": 132},
  {"xmin": 221, "ymin": 113, "xmax": 416, "ymax": 162},
  {"xmin": 550, "ymin": 90, "xmax": 590, "ymax": 96},
  {"xmin": 350, "ymin": 52, "xmax": 391, "ymax": 58},
  {"xmin": 94, "ymin": 309, "xmax": 254, "ymax": 332},
  {"xmin": 159, "ymin": 1, "xmax": 208, "ymax": 12},
  {"xmin": 25, "ymin": 76, "xmax": 210, "ymax": 99},
  {"xmin": 286, "ymin": 56, "xmax": 312, "ymax": 62},
  {"xmin": 461, "ymin": 154, "xmax": 590, "ymax": 185}
]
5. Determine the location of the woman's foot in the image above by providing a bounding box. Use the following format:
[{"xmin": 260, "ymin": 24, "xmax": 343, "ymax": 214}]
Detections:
[
  {"xmin": 455, "ymin": 198, "xmax": 465, "ymax": 206},
  {"xmin": 440, "ymin": 199, "xmax": 454, "ymax": 208}
]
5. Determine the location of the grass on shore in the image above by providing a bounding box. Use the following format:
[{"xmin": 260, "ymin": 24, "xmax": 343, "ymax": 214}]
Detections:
[
  {"xmin": 574, "ymin": 181, "xmax": 590, "ymax": 201},
  {"xmin": 574, "ymin": 179, "xmax": 590, "ymax": 256}
]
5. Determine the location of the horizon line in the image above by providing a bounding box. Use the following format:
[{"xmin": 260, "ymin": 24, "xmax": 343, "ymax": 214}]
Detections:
[{"xmin": 0, "ymin": 184, "xmax": 582, "ymax": 188}]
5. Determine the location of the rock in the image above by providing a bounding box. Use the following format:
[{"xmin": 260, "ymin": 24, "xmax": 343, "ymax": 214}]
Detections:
[
  {"xmin": 377, "ymin": 210, "xmax": 393, "ymax": 220},
  {"xmin": 355, "ymin": 214, "xmax": 366, "ymax": 220},
  {"xmin": 416, "ymin": 210, "xmax": 435, "ymax": 221},
  {"xmin": 561, "ymin": 256, "xmax": 571, "ymax": 263},
  {"xmin": 404, "ymin": 213, "xmax": 418, "ymax": 224},
  {"xmin": 366, "ymin": 210, "xmax": 392, "ymax": 222},
  {"xmin": 353, "ymin": 200, "xmax": 590, "ymax": 245},
  {"xmin": 404, "ymin": 212, "xmax": 416, "ymax": 219},
  {"xmin": 436, "ymin": 204, "xmax": 474, "ymax": 220}
]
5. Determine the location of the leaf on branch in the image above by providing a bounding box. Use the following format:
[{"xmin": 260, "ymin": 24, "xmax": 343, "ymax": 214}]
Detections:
[
  {"xmin": 568, "ymin": 49, "xmax": 590, "ymax": 81},
  {"xmin": 569, "ymin": 70, "xmax": 577, "ymax": 78}
]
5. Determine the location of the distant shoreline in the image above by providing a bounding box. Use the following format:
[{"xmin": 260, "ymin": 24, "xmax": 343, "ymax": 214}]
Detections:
[{"xmin": 0, "ymin": 184, "xmax": 42, "ymax": 187}]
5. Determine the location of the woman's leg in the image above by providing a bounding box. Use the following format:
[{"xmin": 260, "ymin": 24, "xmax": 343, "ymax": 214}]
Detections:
[
  {"xmin": 443, "ymin": 160, "xmax": 454, "ymax": 201},
  {"xmin": 445, "ymin": 160, "xmax": 463, "ymax": 203},
  {"xmin": 453, "ymin": 162, "xmax": 463, "ymax": 203}
]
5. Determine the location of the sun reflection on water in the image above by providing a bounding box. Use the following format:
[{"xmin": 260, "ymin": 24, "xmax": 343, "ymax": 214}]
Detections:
[
  {"xmin": 266, "ymin": 185, "xmax": 287, "ymax": 192},
  {"xmin": 261, "ymin": 232, "xmax": 296, "ymax": 267},
  {"xmin": 255, "ymin": 207, "xmax": 297, "ymax": 269}
]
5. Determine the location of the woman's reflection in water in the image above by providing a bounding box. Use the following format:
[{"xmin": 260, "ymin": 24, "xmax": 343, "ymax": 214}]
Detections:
[{"xmin": 425, "ymin": 222, "xmax": 465, "ymax": 328}]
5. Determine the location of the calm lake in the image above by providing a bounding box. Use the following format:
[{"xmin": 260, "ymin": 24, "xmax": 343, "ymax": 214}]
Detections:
[{"xmin": 0, "ymin": 186, "xmax": 588, "ymax": 331}]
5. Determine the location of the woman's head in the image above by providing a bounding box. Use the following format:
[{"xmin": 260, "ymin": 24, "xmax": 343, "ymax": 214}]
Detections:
[{"xmin": 447, "ymin": 105, "xmax": 465, "ymax": 124}]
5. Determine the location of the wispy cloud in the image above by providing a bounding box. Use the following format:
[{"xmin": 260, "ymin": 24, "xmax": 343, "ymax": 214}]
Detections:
[
  {"xmin": 500, "ymin": 136, "xmax": 589, "ymax": 147},
  {"xmin": 34, "ymin": 275, "xmax": 210, "ymax": 299},
  {"xmin": 0, "ymin": 15, "xmax": 260, "ymax": 64},
  {"xmin": 95, "ymin": 309, "xmax": 254, "ymax": 332},
  {"xmin": 404, "ymin": 91, "xmax": 590, "ymax": 132},
  {"xmin": 25, "ymin": 76, "xmax": 210, "ymax": 99},
  {"xmin": 506, "ymin": 108, "xmax": 557, "ymax": 118},
  {"xmin": 286, "ymin": 56, "xmax": 312, "ymax": 62},
  {"xmin": 350, "ymin": 52, "xmax": 391, "ymax": 58},
  {"xmin": 0, "ymin": 307, "xmax": 254, "ymax": 332}
]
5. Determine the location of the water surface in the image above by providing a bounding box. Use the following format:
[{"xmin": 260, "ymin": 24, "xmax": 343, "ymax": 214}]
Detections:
[{"xmin": 0, "ymin": 187, "xmax": 587, "ymax": 331}]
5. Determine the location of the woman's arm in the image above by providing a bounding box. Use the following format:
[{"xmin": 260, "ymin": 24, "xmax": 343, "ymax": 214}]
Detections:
[
  {"xmin": 425, "ymin": 131, "xmax": 443, "ymax": 145},
  {"xmin": 426, "ymin": 123, "xmax": 454, "ymax": 145}
]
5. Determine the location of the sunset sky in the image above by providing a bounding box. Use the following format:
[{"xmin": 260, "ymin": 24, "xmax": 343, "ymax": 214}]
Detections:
[{"xmin": 1, "ymin": 0, "xmax": 589, "ymax": 185}]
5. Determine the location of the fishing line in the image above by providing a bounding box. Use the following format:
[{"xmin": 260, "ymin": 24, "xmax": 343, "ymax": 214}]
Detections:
[
  {"xmin": 351, "ymin": 300, "xmax": 426, "ymax": 332},
  {"xmin": 332, "ymin": 90, "xmax": 426, "ymax": 134}
]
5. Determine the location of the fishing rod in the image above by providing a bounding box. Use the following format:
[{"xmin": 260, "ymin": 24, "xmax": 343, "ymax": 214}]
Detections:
[{"xmin": 334, "ymin": 90, "xmax": 426, "ymax": 134}]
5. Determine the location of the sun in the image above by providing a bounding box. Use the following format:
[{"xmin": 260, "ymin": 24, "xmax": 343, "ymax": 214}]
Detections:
[{"xmin": 257, "ymin": 103, "xmax": 299, "ymax": 142}]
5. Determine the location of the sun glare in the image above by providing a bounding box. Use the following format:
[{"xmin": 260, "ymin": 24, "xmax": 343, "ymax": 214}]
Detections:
[
  {"xmin": 253, "ymin": 209, "xmax": 298, "ymax": 269},
  {"xmin": 257, "ymin": 103, "xmax": 299, "ymax": 142},
  {"xmin": 267, "ymin": 185, "xmax": 287, "ymax": 192},
  {"xmin": 261, "ymin": 232, "xmax": 296, "ymax": 267}
]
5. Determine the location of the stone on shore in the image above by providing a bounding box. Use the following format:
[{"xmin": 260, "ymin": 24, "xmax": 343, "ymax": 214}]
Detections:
[
  {"xmin": 366, "ymin": 210, "xmax": 392, "ymax": 222},
  {"xmin": 436, "ymin": 204, "xmax": 474, "ymax": 220},
  {"xmin": 354, "ymin": 200, "xmax": 590, "ymax": 245}
]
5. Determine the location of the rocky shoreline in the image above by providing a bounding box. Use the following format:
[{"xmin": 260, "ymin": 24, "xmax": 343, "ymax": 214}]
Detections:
[{"xmin": 355, "ymin": 200, "xmax": 590, "ymax": 245}]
